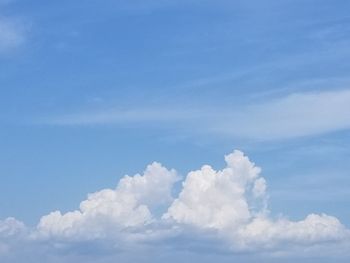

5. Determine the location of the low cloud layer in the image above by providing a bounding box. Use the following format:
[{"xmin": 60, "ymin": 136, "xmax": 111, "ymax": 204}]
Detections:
[{"xmin": 1, "ymin": 151, "xmax": 349, "ymax": 261}]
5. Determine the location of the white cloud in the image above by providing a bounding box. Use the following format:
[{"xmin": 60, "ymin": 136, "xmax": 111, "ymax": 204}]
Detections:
[
  {"xmin": 37, "ymin": 162, "xmax": 179, "ymax": 240},
  {"xmin": 237, "ymin": 213, "xmax": 347, "ymax": 249},
  {"xmin": 0, "ymin": 218, "xmax": 25, "ymax": 237},
  {"xmin": 1, "ymin": 150, "xmax": 349, "ymax": 260},
  {"xmin": 0, "ymin": 218, "xmax": 26, "ymax": 255},
  {"xmin": 35, "ymin": 150, "xmax": 349, "ymax": 252},
  {"xmin": 163, "ymin": 150, "xmax": 266, "ymax": 229},
  {"xmin": 163, "ymin": 151, "xmax": 348, "ymax": 251}
]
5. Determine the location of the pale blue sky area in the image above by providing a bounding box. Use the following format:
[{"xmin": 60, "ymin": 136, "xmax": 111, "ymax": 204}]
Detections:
[{"xmin": 1, "ymin": 1, "xmax": 350, "ymax": 262}]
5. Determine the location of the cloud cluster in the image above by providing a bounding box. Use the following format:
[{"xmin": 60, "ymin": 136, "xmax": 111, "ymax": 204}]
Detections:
[
  {"xmin": 1, "ymin": 150, "xmax": 349, "ymax": 260},
  {"xmin": 162, "ymin": 151, "xmax": 347, "ymax": 251},
  {"xmin": 37, "ymin": 162, "xmax": 179, "ymax": 240}
]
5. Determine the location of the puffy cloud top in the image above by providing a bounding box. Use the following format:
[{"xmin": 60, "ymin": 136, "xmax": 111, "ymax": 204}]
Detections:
[
  {"xmin": 37, "ymin": 162, "xmax": 179, "ymax": 239},
  {"xmin": 0, "ymin": 218, "xmax": 25, "ymax": 238},
  {"xmin": 1, "ymin": 150, "xmax": 349, "ymax": 259},
  {"xmin": 163, "ymin": 150, "xmax": 265, "ymax": 229},
  {"xmin": 0, "ymin": 218, "xmax": 26, "ymax": 255}
]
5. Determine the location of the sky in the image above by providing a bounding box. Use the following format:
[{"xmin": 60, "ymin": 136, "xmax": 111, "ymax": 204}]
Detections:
[{"xmin": 1, "ymin": 0, "xmax": 350, "ymax": 262}]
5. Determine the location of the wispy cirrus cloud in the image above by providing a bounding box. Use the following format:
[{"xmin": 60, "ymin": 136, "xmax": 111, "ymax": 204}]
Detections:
[
  {"xmin": 0, "ymin": 1, "xmax": 27, "ymax": 54},
  {"xmin": 44, "ymin": 89, "xmax": 350, "ymax": 141},
  {"xmin": 0, "ymin": 17, "xmax": 25, "ymax": 53},
  {"xmin": 214, "ymin": 89, "xmax": 350, "ymax": 140}
]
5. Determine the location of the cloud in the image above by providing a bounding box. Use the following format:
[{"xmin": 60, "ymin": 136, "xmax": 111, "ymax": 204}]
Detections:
[
  {"xmin": 45, "ymin": 108, "xmax": 197, "ymax": 126},
  {"xmin": 0, "ymin": 17, "xmax": 25, "ymax": 53},
  {"xmin": 37, "ymin": 162, "xmax": 179, "ymax": 240},
  {"xmin": 163, "ymin": 151, "xmax": 347, "ymax": 251},
  {"xmin": 0, "ymin": 218, "xmax": 26, "ymax": 255},
  {"xmin": 215, "ymin": 89, "xmax": 350, "ymax": 140},
  {"xmin": 0, "ymin": 218, "xmax": 25, "ymax": 237},
  {"xmin": 0, "ymin": 0, "xmax": 13, "ymax": 5},
  {"xmin": 45, "ymin": 89, "xmax": 350, "ymax": 140},
  {"xmin": 1, "ymin": 150, "xmax": 349, "ymax": 261},
  {"xmin": 163, "ymin": 150, "xmax": 266, "ymax": 229},
  {"xmin": 0, "ymin": 0, "xmax": 27, "ymax": 53},
  {"xmin": 237, "ymin": 214, "xmax": 347, "ymax": 249}
]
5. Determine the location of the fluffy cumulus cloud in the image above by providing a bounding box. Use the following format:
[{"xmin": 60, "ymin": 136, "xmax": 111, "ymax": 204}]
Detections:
[
  {"xmin": 37, "ymin": 162, "xmax": 179, "ymax": 240},
  {"xmin": 163, "ymin": 151, "xmax": 348, "ymax": 251},
  {"xmin": 163, "ymin": 151, "xmax": 266, "ymax": 229},
  {"xmin": 0, "ymin": 218, "xmax": 26, "ymax": 255},
  {"xmin": 1, "ymin": 150, "xmax": 349, "ymax": 261},
  {"xmin": 0, "ymin": 1, "xmax": 27, "ymax": 54}
]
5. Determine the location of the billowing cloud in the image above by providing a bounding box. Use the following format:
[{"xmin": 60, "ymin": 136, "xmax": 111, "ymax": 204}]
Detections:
[
  {"xmin": 0, "ymin": 150, "xmax": 349, "ymax": 261},
  {"xmin": 163, "ymin": 151, "xmax": 347, "ymax": 251},
  {"xmin": 37, "ymin": 162, "xmax": 179, "ymax": 240},
  {"xmin": 163, "ymin": 150, "xmax": 266, "ymax": 229},
  {"xmin": 0, "ymin": 218, "xmax": 25, "ymax": 237},
  {"xmin": 0, "ymin": 218, "xmax": 26, "ymax": 255}
]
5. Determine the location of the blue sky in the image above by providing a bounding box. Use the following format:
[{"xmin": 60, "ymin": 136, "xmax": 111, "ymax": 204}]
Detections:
[{"xmin": 1, "ymin": 0, "xmax": 350, "ymax": 262}]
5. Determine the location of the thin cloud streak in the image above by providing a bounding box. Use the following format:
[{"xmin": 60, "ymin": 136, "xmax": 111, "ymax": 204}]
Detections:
[
  {"xmin": 43, "ymin": 89, "xmax": 350, "ymax": 140},
  {"xmin": 0, "ymin": 19, "xmax": 24, "ymax": 52},
  {"xmin": 45, "ymin": 109, "xmax": 201, "ymax": 125},
  {"xmin": 215, "ymin": 89, "xmax": 350, "ymax": 140}
]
